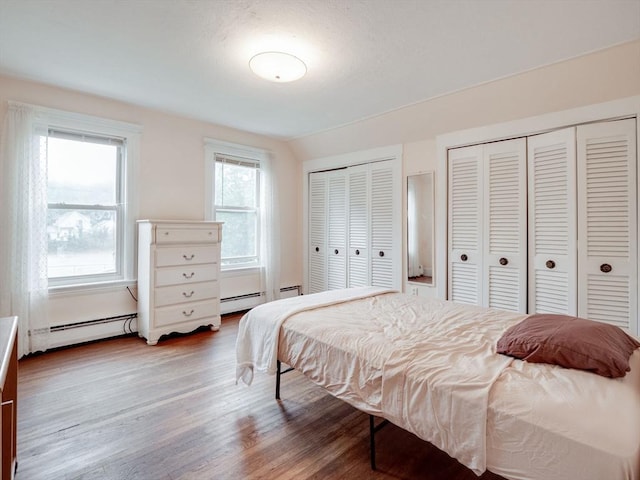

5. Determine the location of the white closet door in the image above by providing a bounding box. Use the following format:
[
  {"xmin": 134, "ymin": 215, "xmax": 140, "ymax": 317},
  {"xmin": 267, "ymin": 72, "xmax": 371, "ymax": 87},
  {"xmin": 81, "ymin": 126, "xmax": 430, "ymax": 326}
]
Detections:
[
  {"xmin": 448, "ymin": 145, "xmax": 483, "ymax": 305},
  {"xmin": 347, "ymin": 164, "xmax": 370, "ymax": 287},
  {"xmin": 483, "ymin": 139, "xmax": 527, "ymax": 312},
  {"xmin": 370, "ymin": 160, "xmax": 396, "ymax": 289},
  {"xmin": 577, "ymin": 119, "xmax": 637, "ymax": 332},
  {"xmin": 308, "ymin": 172, "xmax": 327, "ymax": 293},
  {"xmin": 528, "ymin": 128, "xmax": 577, "ymax": 314},
  {"xmin": 327, "ymin": 169, "xmax": 347, "ymax": 289}
]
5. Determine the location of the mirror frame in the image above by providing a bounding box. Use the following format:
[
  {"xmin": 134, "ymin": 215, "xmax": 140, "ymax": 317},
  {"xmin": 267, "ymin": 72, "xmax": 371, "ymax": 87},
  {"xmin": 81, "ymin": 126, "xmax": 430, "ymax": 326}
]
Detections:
[{"xmin": 407, "ymin": 171, "xmax": 435, "ymax": 287}]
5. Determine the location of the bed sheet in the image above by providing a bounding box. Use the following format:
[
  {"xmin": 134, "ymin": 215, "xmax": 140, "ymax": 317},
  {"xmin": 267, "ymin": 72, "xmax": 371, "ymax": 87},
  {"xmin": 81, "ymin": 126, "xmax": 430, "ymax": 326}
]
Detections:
[{"xmin": 275, "ymin": 292, "xmax": 640, "ymax": 480}]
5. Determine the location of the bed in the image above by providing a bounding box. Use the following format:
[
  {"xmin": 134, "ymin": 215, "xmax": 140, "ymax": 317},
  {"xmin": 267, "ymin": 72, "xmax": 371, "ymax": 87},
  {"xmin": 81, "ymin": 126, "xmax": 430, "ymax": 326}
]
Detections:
[{"xmin": 236, "ymin": 286, "xmax": 640, "ymax": 480}]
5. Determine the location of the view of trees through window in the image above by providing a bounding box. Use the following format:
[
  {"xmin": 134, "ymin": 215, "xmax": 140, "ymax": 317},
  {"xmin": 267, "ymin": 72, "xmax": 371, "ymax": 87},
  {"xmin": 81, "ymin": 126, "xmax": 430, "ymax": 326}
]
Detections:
[
  {"xmin": 46, "ymin": 134, "xmax": 121, "ymax": 279},
  {"xmin": 214, "ymin": 160, "xmax": 259, "ymax": 267}
]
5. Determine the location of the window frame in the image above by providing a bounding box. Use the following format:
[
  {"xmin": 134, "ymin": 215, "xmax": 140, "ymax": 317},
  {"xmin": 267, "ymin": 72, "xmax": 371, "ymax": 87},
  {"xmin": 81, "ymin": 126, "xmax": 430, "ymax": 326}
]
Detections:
[
  {"xmin": 204, "ymin": 139, "xmax": 268, "ymax": 272},
  {"xmin": 36, "ymin": 106, "xmax": 142, "ymax": 291}
]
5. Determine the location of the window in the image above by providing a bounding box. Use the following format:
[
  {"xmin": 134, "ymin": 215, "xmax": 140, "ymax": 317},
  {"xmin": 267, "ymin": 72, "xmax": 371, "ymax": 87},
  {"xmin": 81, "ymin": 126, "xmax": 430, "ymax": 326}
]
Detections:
[
  {"xmin": 204, "ymin": 139, "xmax": 270, "ymax": 272},
  {"xmin": 46, "ymin": 130, "xmax": 124, "ymax": 284},
  {"xmin": 33, "ymin": 107, "xmax": 141, "ymax": 289},
  {"xmin": 214, "ymin": 155, "xmax": 260, "ymax": 268}
]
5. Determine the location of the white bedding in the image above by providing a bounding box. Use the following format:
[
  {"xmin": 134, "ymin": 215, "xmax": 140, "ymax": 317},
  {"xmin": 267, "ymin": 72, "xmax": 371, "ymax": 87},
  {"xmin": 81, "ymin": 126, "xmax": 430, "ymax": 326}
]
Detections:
[{"xmin": 237, "ymin": 289, "xmax": 640, "ymax": 480}]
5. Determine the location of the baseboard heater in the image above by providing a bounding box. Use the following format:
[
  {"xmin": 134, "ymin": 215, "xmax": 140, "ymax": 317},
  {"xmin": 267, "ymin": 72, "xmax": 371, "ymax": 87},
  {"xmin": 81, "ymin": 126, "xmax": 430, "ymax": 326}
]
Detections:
[
  {"xmin": 220, "ymin": 285, "xmax": 301, "ymax": 314},
  {"xmin": 50, "ymin": 313, "xmax": 137, "ymax": 332}
]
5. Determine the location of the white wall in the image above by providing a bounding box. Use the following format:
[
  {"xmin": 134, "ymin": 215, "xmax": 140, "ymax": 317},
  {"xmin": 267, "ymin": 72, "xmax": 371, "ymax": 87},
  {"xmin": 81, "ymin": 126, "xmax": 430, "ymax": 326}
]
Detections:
[
  {"xmin": 289, "ymin": 41, "xmax": 640, "ymax": 161},
  {"xmin": 0, "ymin": 74, "xmax": 302, "ymax": 346}
]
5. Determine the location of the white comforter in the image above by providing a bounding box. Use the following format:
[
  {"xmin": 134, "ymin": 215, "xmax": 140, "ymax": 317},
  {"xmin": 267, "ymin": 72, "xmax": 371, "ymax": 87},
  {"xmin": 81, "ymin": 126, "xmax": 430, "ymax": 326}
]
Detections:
[
  {"xmin": 380, "ymin": 299, "xmax": 523, "ymax": 474},
  {"xmin": 235, "ymin": 286, "xmax": 394, "ymax": 385}
]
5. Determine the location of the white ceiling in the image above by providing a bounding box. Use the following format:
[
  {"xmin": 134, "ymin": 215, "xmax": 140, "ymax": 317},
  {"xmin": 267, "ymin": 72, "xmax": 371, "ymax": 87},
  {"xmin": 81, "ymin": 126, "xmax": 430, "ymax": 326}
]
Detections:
[{"xmin": 0, "ymin": 0, "xmax": 638, "ymax": 140}]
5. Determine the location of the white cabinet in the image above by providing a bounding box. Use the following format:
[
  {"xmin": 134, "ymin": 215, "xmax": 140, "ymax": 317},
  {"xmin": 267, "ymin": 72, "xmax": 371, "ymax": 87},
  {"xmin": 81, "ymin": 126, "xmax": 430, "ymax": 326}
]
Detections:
[
  {"xmin": 448, "ymin": 119, "xmax": 638, "ymax": 332},
  {"xmin": 137, "ymin": 220, "xmax": 223, "ymax": 345},
  {"xmin": 308, "ymin": 159, "xmax": 400, "ymax": 293}
]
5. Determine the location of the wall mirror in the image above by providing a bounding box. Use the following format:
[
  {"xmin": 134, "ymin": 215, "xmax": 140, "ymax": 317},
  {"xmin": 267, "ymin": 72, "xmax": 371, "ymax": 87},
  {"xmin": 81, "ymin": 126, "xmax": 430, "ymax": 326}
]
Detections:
[{"xmin": 407, "ymin": 172, "xmax": 434, "ymax": 286}]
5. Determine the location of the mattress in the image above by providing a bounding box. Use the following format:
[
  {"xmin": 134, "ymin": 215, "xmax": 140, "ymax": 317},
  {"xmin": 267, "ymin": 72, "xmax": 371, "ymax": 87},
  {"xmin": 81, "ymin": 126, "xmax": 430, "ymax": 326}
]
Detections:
[{"xmin": 239, "ymin": 289, "xmax": 640, "ymax": 480}]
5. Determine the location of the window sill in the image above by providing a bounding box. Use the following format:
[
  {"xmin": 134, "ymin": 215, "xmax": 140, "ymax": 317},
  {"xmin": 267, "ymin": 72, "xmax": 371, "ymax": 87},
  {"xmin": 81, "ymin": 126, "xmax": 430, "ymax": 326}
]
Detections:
[
  {"xmin": 48, "ymin": 279, "xmax": 137, "ymax": 297},
  {"xmin": 220, "ymin": 266, "xmax": 261, "ymax": 279}
]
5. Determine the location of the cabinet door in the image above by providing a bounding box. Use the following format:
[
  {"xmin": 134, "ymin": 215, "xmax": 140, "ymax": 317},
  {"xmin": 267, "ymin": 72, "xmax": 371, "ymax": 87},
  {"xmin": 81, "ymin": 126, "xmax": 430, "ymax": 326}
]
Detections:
[
  {"xmin": 327, "ymin": 170, "xmax": 347, "ymax": 289},
  {"xmin": 370, "ymin": 160, "xmax": 397, "ymax": 289},
  {"xmin": 448, "ymin": 145, "xmax": 483, "ymax": 305},
  {"xmin": 483, "ymin": 138, "xmax": 527, "ymax": 312},
  {"xmin": 308, "ymin": 172, "xmax": 327, "ymax": 294},
  {"xmin": 347, "ymin": 164, "xmax": 370, "ymax": 287},
  {"xmin": 528, "ymin": 127, "xmax": 577, "ymax": 314},
  {"xmin": 577, "ymin": 119, "xmax": 637, "ymax": 332}
]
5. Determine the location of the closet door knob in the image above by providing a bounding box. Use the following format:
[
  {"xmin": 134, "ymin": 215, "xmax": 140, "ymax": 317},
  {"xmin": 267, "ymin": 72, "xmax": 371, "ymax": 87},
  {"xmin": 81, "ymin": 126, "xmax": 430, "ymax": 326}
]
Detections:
[
  {"xmin": 460, "ymin": 254, "xmax": 468, "ymax": 262},
  {"xmin": 545, "ymin": 260, "xmax": 556, "ymax": 269},
  {"xmin": 355, "ymin": 249, "xmax": 360, "ymax": 255},
  {"xmin": 499, "ymin": 257, "xmax": 508, "ymax": 266},
  {"xmin": 315, "ymin": 247, "xmax": 319, "ymax": 252},
  {"xmin": 379, "ymin": 251, "xmax": 385, "ymax": 257},
  {"xmin": 600, "ymin": 263, "xmax": 612, "ymax": 273},
  {"xmin": 334, "ymin": 249, "xmax": 339, "ymax": 255}
]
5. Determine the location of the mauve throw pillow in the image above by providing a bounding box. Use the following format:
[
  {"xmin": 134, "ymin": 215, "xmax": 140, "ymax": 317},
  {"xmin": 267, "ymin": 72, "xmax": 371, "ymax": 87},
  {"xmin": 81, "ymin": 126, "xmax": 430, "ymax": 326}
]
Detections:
[{"xmin": 497, "ymin": 314, "xmax": 640, "ymax": 378}]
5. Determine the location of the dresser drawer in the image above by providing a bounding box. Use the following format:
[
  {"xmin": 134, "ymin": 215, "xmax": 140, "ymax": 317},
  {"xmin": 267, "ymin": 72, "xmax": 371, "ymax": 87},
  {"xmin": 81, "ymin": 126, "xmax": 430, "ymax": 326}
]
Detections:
[
  {"xmin": 155, "ymin": 245, "xmax": 219, "ymax": 267},
  {"xmin": 155, "ymin": 264, "xmax": 218, "ymax": 287},
  {"xmin": 154, "ymin": 281, "xmax": 219, "ymax": 308},
  {"xmin": 154, "ymin": 299, "xmax": 220, "ymax": 328},
  {"xmin": 155, "ymin": 226, "xmax": 219, "ymax": 244}
]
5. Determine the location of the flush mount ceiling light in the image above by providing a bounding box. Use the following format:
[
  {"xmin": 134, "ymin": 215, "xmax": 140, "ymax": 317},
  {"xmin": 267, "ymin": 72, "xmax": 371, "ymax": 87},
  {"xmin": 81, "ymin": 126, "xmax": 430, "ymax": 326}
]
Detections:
[{"xmin": 249, "ymin": 51, "xmax": 307, "ymax": 83}]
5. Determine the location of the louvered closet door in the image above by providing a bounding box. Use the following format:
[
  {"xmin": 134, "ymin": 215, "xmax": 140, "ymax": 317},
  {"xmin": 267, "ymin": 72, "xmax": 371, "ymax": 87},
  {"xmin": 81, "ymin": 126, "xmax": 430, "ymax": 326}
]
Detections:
[
  {"xmin": 528, "ymin": 128, "xmax": 577, "ymax": 314},
  {"xmin": 448, "ymin": 145, "xmax": 483, "ymax": 305},
  {"xmin": 308, "ymin": 172, "xmax": 327, "ymax": 293},
  {"xmin": 483, "ymin": 139, "xmax": 527, "ymax": 312},
  {"xmin": 370, "ymin": 160, "xmax": 396, "ymax": 288},
  {"xmin": 577, "ymin": 119, "xmax": 637, "ymax": 332},
  {"xmin": 347, "ymin": 164, "xmax": 370, "ymax": 287},
  {"xmin": 327, "ymin": 169, "xmax": 348, "ymax": 289}
]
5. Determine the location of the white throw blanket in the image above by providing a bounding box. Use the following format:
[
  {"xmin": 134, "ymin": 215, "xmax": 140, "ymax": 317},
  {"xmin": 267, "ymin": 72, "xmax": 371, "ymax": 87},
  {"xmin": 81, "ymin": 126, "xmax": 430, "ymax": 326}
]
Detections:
[{"xmin": 235, "ymin": 286, "xmax": 395, "ymax": 385}]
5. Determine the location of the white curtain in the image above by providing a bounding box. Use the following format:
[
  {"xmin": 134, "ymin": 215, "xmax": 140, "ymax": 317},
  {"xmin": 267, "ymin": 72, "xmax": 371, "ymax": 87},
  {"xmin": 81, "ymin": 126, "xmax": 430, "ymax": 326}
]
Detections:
[
  {"xmin": 259, "ymin": 154, "xmax": 281, "ymax": 302},
  {"xmin": 0, "ymin": 103, "xmax": 50, "ymax": 357}
]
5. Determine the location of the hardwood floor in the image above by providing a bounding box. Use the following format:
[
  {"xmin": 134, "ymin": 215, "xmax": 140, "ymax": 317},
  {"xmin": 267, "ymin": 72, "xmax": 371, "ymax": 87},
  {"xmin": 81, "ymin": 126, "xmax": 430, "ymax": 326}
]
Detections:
[{"xmin": 16, "ymin": 313, "xmax": 506, "ymax": 480}]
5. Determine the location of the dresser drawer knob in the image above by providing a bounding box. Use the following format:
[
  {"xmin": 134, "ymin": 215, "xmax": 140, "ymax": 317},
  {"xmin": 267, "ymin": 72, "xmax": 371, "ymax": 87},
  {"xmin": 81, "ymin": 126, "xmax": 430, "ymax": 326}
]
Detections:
[
  {"xmin": 182, "ymin": 272, "xmax": 195, "ymax": 279},
  {"xmin": 182, "ymin": 309, "xmax": 194, "ymax": 317},
  {"xmin": 183, "ymin": 254, "xmax": 195, "ymax": 261},
  {"xmin": 182, "ymin": 291, "xmax": 194, "ymax": 298}
]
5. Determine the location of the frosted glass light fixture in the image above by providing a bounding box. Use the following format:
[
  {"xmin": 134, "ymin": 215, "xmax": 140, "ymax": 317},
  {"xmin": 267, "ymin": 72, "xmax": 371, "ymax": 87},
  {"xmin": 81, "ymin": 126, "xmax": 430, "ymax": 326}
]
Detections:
[{"xmin": 249, "ymin": 51, "xmax": 307, "ymax": 82}]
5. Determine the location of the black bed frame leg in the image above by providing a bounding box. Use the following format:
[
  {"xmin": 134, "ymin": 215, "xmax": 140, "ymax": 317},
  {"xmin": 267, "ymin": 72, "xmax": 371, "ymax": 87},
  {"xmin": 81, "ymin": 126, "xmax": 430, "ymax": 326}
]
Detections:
[
  {"xmin": 275, "ymin": 360, "xmax": 282, "ymax": 400},
  {"xmin": 369, "ymin": 415, "xmax": 389, "ymax": 470},
  {"xmin": 369, "ymin": 415, "xmax": 377, "ymax": 470}
]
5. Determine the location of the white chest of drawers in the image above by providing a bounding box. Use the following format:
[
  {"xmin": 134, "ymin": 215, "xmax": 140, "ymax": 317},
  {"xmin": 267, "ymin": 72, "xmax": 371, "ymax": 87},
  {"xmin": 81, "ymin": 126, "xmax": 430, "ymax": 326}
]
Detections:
[{"xmin": 137, "ymin": 220, "xmax": 223, "ymax": 345}]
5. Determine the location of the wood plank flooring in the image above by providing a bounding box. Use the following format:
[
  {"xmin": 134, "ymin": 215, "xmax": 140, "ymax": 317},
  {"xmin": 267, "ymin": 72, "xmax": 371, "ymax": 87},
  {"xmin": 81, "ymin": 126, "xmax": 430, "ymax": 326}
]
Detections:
[{"xmin": 16, "ymin": 313, "xmax": 506, "ymax": 480}]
